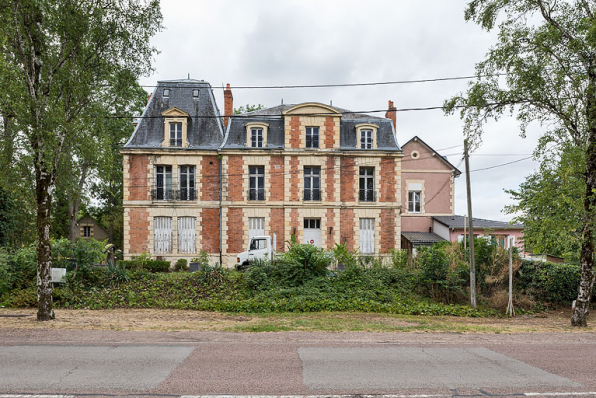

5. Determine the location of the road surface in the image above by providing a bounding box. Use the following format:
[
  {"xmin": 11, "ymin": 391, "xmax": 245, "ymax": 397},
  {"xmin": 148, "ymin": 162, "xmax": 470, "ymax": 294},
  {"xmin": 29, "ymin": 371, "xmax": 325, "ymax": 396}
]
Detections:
[{"xmin": 1, "ymin": 328, "xmax": 596, "ymax": 397}]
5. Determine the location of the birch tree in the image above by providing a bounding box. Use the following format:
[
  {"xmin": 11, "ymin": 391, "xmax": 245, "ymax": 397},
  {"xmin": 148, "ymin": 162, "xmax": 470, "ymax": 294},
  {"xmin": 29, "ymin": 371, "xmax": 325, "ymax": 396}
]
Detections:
[
  {"xmin": 0, "ymin": 0, "xmax": 162, "ymax": 321},
  {"xmin": 445, "ymin": 0, "xmax": 596, "ymax": 326}
]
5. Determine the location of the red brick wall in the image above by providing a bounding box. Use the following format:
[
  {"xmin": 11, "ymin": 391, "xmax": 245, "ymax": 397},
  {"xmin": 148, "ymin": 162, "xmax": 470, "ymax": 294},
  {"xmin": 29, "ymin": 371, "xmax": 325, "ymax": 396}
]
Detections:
[
  {"xmin": 325, "ymin": 208, "xmax": 335, "ymax": 249},
  {"xmin": 202, "ymin": 208, "xmax": 220, "ymax": 253},
  {"xmin": 226, "ymin": 207, "xmax": 243, "ymax": 253},
  {"xmin": 270, "ymin": 208, "xmax": 285, "ymax": 252},
  {"xmin": 324, "ymin": 117, "xmax": 335, "ymax": 149},
  {"xmin": 380, "ymin": 158, "xmax": 396, "ymax": 202},
  {"xmin": 201, "ymin": 156, "xmax": 220, "ymax": 201},
  {"xmin": 340, "ymin": 157, "xmax": 355, "ymax": 202},
  {"xmin": 289, "ymin": 156, "xmax": 299, "ymax": 201},
  {"xmin": 380, "ymin": 209, "xmax": 396, "ymax": 253},
  {"xmin": 128, "ymin": 155, "xmax": 149, "ymax": 201},
  {"xmin": 270, "ymin": 156, "xmax": 285, "ymax": 201},
  {"xmin": 289, "ymin": 117, "xmax": 301, "ymax": 149},
  {"xmin": 228, "ymin": 156, "xmax": 244, "ymax": 202},
  {"xmin": 340, "ymin": 208, "xmax": 354, "ymax": 250},
  {"xmin": 129, "ymin": 208, "xmax": 149, "ymax": 253},
  {"xmin": 290, "ymin": 208, "xmax": 299, "ymax": 239},
  {"xmin": 326, "ymin": 156, "xmax": 336, "ymax": 202}
]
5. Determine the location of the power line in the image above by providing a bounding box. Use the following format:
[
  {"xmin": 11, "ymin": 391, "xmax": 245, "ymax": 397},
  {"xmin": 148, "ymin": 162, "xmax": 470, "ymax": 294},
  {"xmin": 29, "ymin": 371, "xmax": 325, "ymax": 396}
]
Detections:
[{"xmin": 470, "ymin": 156, "xmax": 534, "ymax": 172}]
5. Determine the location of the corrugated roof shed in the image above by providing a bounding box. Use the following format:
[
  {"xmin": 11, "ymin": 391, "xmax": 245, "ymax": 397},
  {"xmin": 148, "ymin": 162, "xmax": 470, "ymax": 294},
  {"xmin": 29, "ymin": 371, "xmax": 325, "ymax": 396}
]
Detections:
[{"xmin": 433, "ymin": 215, "xmax": 524, "ymax": 230}]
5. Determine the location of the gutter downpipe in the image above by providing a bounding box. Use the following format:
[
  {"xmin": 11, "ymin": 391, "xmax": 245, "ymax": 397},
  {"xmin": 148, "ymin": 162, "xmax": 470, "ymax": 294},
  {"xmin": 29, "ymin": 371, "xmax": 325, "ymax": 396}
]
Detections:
[{"xmin": 218, "ymin": 151, "xmax": 223, "ymax": 266}]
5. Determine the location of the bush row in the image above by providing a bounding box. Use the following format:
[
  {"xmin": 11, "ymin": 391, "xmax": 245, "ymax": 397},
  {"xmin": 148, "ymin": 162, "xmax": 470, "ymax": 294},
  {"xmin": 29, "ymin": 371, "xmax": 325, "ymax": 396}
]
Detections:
[{"xmin": 116, "ymin": 259, "xmax": 170, "ymax": 273}]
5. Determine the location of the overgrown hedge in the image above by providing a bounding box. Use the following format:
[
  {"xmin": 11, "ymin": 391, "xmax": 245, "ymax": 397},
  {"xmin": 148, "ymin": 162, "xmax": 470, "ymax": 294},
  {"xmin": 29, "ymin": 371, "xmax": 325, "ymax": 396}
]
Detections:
[
  {"xmin": 117, "ymin": 259, "xmax": 170, "ymax": 273},
  {"xmin": 516, "ymin": 260, "xmax": 584, "ymax": 304}
]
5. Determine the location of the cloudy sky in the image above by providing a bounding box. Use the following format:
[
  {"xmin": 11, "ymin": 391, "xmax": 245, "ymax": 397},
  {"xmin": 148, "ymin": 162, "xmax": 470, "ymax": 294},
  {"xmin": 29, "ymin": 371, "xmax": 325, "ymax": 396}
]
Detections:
[{"xmin": 139, "ymin": 0, "xmax": 545, "ymax": 222}]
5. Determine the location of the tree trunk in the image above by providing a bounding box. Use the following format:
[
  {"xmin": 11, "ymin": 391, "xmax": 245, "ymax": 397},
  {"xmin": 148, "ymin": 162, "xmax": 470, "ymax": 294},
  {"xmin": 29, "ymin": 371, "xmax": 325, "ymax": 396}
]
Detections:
[
  {"xmin": 36, "ymin": 171, "xmax": 54, "ymax": 321},
  {"xmin": 571, "ymin": 68, "xmax": 596, "ymax": 327}
]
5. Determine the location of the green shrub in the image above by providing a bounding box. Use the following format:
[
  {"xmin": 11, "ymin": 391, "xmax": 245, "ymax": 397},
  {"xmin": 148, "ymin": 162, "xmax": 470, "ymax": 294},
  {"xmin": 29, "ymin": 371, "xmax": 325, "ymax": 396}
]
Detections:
[
  {"xmin": 117, "ymin": 259, "xmax": 170, "ymax": 273},
  {"xmin": 174, "ymin": 259, "xmax": 188, "ymax": 272},
  {"xmin": 417, "ymin": 244, "xmax": 466, "ymax": 303},
  {"xmin": 273, "ymin": 242, "xmax": 332, "ymax": 287},
  {"xmin": 517, "ymin": 260, "xmax": 583, "ymax": 305}
]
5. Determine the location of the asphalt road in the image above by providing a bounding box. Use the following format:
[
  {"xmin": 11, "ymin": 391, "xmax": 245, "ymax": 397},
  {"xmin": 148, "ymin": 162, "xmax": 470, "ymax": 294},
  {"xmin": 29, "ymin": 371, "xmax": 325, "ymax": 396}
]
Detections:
[{"xmin": 1, "ymin": 328, "xmax": 596, "ymax": 397}]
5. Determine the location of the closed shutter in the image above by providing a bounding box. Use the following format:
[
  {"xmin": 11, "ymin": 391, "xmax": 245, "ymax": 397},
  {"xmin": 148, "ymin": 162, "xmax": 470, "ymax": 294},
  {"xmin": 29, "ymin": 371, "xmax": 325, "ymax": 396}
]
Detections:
[
  {"xmin": 248, "ymin": 217, "xmax": 265, "ymax": 239},
  {"xmin": 359, "ymin": 218, "xmax": 375, "ymax": 254},
  {"xmin": 154, "ymin": 217, "xmax": 172, "ymax": 254},
  {"xmin": 303, "ymin": 219, "xmax": 322, "ymax": 247},
  {"xmin": 178, "ymin": 217, "xmax": 196, "ymax": 253}
]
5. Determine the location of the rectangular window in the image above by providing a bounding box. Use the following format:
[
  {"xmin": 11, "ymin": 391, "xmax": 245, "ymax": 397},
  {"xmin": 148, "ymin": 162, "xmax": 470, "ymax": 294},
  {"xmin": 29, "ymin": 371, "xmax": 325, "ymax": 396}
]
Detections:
[
  {"xmin": 408, "ymin": 191, "xmax": 421, "ymax": 213},
  {"xmin": 154, "ymin": 216, "xmax": 172, "ymax": 254},
  {"xmin": 83, "ymin": 226, "xmax": 91, "ymax": 238},
  {"xmin": 359, "ymin": 167, "xmax": 375, "ymax": 202},
  {"xmin": 360, "ymin": 129, "xmax": 373, "ymax": 149},
  {"xmin": 359, "ymin": 218, "xmax": 375, "ymax": 254},
  {"xmin": 305, "ymin": 126, "xmax": 319, "ymax": 148},
  {"xmin": 303, "ymin": 167, "xmax": 321, "ymax": 201},
  {"xmin": 155, "ymin": 165, "xmax": 173, "ymax": 200},
  {"xmin": 250, "ymin": 128, "xmax": 263, "ymax": 148},
  {"xmin": 248, "ymin": 217, "xmax": 265, "ymax": 239},
  {"xmin": 249, "ymin": 166, "xmax": 265, "ymax": 200},
  {"xmin": 179, "ymin": 166, "xmax": 196, "ymax": 201},
  {"xmin": 170, "ymin": 122, "xmax": 182, "ymax": 147},
  {"xmin": 178, "ymin": 217, "xmax": 196, "ymax": 254}
]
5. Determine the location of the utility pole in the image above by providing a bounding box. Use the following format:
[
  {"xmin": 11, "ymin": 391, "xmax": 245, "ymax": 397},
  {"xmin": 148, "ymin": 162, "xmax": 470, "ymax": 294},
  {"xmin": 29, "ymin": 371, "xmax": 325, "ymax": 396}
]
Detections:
[
  {"xmin": 464, "ymin": 139, "xmax": 476, "ymax": 309},
  {"xmin": 507, "ymin": 237, "xmax": 515, "ymax": 317}
]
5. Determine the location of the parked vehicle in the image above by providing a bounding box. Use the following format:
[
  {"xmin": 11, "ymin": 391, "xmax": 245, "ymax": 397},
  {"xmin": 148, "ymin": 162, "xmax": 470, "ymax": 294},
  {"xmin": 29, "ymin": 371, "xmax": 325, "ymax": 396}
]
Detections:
[{"xmin": 236, "ymin": 235, "xmax": 276, "ymax": 270}]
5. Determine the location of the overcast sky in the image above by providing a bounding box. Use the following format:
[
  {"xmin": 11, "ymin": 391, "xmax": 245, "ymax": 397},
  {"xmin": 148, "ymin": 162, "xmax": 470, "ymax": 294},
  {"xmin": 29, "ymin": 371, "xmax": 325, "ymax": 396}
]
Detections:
[{"xmin": 139, "ymin": 0, "xmax": 545, "ymax": 222}]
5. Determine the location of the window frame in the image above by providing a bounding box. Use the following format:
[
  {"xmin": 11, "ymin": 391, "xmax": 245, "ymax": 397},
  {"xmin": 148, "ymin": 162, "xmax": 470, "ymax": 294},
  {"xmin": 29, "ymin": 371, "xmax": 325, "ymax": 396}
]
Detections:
[
  {"xmin": 155, "ymin": 165, "xmax": 173, "ymax": 200},
  {"xmin": 303, "ymin": 166, "xmax": 321, "ymax": 201},
  {"xmin": 360, "ymin": 129, "xmax": 373, "ymax": 149},
  {"xmin": 248, "ymin": 166, "xmax": 265, "ymax": 201},
  {"xmin": 169, "ymin": 122, "xmax": 183, "ymax": 147},
  {"xmin": 250, "ymin": 128, "xmax": 264, "ymax": 148},
  {"xmin": 355, "ymin": 123, "xmax": 378, "ymax": 149},
  {"xmin": 359, "ymin": 167, "xmax": 375, "ymax": 202},
  {"xmin": 83, "ymin": 226, "xmax": 91, "ymax": 238},
  {"xmin": 408, "ymin": 190, "xmax": 422, "ymax": 213},
  {"xmin": 305, "ymin": 126, "xmax": 320, "ymax": 148},
  {"xmin": 179, "ymin": 165, "xmax": 196, "ymax": 201},
  {"xmin": 245, "ymin": 122, "xmax": 269, "ymax": 148}
]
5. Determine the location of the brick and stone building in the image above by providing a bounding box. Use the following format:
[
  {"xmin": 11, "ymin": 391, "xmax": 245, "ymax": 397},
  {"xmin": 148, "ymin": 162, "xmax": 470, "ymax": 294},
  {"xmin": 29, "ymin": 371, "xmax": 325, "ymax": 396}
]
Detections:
[{"xmin": 121, "ymin": 79, "xmax": 460, "ymax": 266}]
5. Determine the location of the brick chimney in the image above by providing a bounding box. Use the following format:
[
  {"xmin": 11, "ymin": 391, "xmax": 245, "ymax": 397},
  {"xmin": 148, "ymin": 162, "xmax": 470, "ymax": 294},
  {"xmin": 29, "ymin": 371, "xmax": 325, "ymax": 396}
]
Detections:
[
  {"xmin": 385, "ymin": 100, "xmax": 396, "ymax": 132},
  {"xmin": 224, "ymin": 83, "xmax": 233, "ymax": 130}
]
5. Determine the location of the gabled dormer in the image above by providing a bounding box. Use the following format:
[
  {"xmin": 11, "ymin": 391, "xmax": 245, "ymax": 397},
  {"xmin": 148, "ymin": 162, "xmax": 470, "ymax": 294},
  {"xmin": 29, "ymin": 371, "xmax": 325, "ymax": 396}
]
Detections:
[{"xmin": 161, "ymin": 107, "xmax": 191, "ymax": 148}]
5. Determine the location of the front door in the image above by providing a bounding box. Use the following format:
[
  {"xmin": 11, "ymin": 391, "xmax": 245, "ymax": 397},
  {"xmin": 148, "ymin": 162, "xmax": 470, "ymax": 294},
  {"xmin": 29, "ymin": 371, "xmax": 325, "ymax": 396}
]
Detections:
[{"xmin": 303, "ymin": 218, "xmax": 321, "ymax": 247}]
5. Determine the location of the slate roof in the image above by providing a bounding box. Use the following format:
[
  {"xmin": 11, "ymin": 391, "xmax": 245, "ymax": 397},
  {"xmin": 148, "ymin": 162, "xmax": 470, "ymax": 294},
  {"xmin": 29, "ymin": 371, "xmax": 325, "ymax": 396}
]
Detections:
[
  {"xmin": 432, "ymin": 215, "xmax": 524, "ymax": 230},
  {"xmin": 401, "ymin": 232, "xmax": 446, "ymax": 245},
  {"xmin": 222, "ymin": 103, "xmax": 401, "ymax": 151},
  {"xmin": 124, "ymin": 79, "xmax": 224, "ymax": 149}
]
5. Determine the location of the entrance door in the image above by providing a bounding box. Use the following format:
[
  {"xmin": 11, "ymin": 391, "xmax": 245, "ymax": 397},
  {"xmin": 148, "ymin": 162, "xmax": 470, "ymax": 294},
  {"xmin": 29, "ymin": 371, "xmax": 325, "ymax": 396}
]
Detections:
[
  {"xmin": 303, "ymin": 218, "xmax": 321, "ymax": 247},
  {"xmin": 359, "ymin": 218, "xmax": 375, "ymax": 254},
  {"xmin": 248, "ymin": 217, "xmax": 265, "ymax": 239}
]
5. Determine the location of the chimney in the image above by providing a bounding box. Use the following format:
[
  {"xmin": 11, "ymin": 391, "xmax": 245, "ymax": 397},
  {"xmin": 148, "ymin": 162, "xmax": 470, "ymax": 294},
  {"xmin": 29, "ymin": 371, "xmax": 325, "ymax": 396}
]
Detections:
[
  {"xmin": 385, "ymin": 100, "xmax": 396, "ymax": 132},
  {"xmin": 224, "ymin": 83, "xmax": 233, "ymax": 130}
]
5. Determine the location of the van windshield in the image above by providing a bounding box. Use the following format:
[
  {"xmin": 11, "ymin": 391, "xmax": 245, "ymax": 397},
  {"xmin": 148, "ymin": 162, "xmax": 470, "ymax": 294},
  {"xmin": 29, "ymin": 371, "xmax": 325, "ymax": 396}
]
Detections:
[{"xmin": 250, "ymin": 239, "xmax": 267, "ymax": 250}]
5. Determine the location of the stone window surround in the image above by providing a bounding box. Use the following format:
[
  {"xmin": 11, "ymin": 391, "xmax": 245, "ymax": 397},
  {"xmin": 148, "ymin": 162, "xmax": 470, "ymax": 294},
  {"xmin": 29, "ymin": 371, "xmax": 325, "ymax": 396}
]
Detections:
[
  {"xmin": 355, "ymin": 123, "xmax": 378, "ymax": 149},
  {"xmin": 245, "ymin": 122, "xmax": 269, "ymax": 148},
  {"xmin": 161, "ymin": 107, "xmax": 190, "ymax": 148}
]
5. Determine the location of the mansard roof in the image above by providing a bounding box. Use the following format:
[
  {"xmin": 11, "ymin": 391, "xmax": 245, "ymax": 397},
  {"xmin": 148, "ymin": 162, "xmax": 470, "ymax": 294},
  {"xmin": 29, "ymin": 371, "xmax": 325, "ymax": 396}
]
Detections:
[
  {"xmin": 221, "ymin": 102, "xmax": 401, "ymax": 150},
  {"xmin": 124, "ymin": 79, "xmax": 224, "ymax": 149}
]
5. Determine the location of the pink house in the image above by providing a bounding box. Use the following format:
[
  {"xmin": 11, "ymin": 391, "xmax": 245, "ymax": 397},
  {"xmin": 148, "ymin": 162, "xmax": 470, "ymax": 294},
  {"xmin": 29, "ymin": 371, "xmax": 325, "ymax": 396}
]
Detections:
[{"xmin": 432, "ymin": 215, "xmax": 524, "ymax": 250}]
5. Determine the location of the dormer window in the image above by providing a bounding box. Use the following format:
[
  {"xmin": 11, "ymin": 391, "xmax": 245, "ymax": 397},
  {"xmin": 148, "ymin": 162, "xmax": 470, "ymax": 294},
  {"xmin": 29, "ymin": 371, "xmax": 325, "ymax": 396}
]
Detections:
[
  {"xmin": 170, "ymin": 123, "xmax": 182, "ymax": 146},
  {"xmin": 245, "ymin": 122, "xmax": 269, "ymax": 148},
  {"xmin": 163, "ymin": 89, "xmax": 170, "ymax": 97},
  {"xmin": 306, "ymin": 127, "xmax": 319, "ymax": 148},
  {"xmin": 192, "ymin": 89, "xmax": 199, "ymax": 97},
  {"xmin": 355, "ymin": 124, "xmax": 378, "ymax": 149},
  {"xmin": 161, "ymin": 107, "xmax": 190, "ymax": 148}
]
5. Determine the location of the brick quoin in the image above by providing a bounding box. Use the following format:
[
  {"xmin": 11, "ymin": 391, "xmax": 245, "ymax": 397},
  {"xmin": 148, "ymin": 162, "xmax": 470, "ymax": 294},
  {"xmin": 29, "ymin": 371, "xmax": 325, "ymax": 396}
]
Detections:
[
  {"xmin": 226, "ymin": 207, "xmax": 243, "ymax": 253},
  {"xmin": 340, "ymin": 208, "xmax": 354, "ymax": 250},
  {"xmin": 289, "ymin": 116, "xmax": 301, "ymax": 149},
  {"xmin": 380, "ymin": 158, "xmax": 396, "ymax": 202},
  {"xmin": 340, "ymin": 157, "xmax": 355, "ymax": 202},
  {"xmin": 227, "ymin": 156, "xmax": 244, "ymax": 202},
  {"xmin": 270, "ymin": 156, "xmax": 285, "ymax": 201},
  {"xmin": 325, "ymin": 156, "xmax": 336, "ymax": 202},
  {"xmin": 270, "ymin": 208, "xmax": 285, "ymax": 252},
  {"xmin": 129, "ymin": 208, "xmax": 150, "ymax": 253},
  {"xmin": 289, "ymin": 156, "xmax": 300, "ymax": 202},
  {"xmin": 324, "ymin": 117, "xmax": 335, "ymax": 149},
  {"xmin": 380, "ymin": 209, "xmax": 396, "ymax": 253},
  {"xmin": 128, "ymin": 155, "xmax": 149, "ymax": 200},
  {"xmin": 325, "ymin": 208, "xmax": 335, "ymax": 249},
  {"xmin": 201, "ymin": 156, "xmax": 220, "ymax": 201},
  {"xmin": 201, "ymin": 208, "xmax": 220, "ymax": 253},
  {"xmin": 290, "ymin": 208, "xmax": 299, "ymax": 239}
]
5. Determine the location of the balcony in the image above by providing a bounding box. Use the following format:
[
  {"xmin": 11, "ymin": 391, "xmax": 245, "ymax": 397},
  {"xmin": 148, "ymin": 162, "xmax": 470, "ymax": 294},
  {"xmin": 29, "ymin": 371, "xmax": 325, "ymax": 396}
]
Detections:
[
  {"xmin": 358, "ymin": 190, "xmax": 376, "ymax": 202},
  {"xmin": 151, "ymin": 188, "xmax": 196, "ymax": 201},
  {"xmin": 248, "ymin": 188, "xmax": 265, "ymax": 201}
]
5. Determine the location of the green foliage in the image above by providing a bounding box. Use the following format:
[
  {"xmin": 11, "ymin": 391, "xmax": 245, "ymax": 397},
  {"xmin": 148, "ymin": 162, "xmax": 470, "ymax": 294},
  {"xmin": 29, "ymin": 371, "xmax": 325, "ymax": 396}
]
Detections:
[
  {"xmin": 516, "ymin": 260, "xmax": 584, "ymax": 305},
  {"xmin": 190, "ymin": 251, "xmax": 210, "ymax": 266},
  {"xmin": 389, "ymin": 248, "xmax": 409, "ymax": 268},
  {"xmin": 117, "ymin": 259, "xmax": 170, "ymax": 273},
  {"xmin": 417, "ymin": 244, "xmax": 466, "ymax": 303},
  {"xmin": 273, "ymin": 242, "xmax": 332, "ymax": 286},
  {"xmin": 174, "ymin": 259, "xmax": 189, "ymax": 272},
  {"xmin": 234, "ymin": 104, "xmax": 265, "ymax": 115}
]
